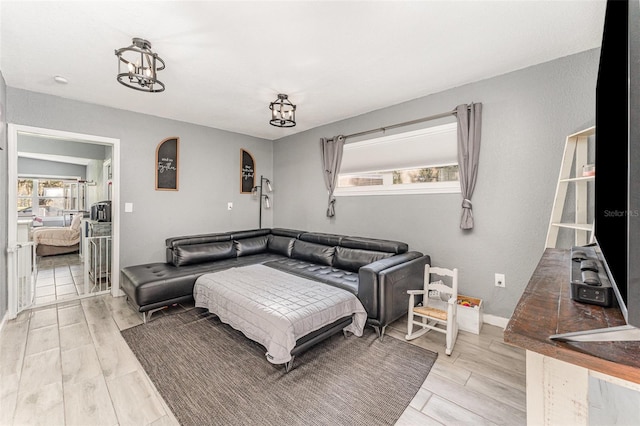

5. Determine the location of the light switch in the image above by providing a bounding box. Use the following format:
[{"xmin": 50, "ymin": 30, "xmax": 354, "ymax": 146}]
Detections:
[
  {"xmin": 124, "ymin": 202, "xmax": 133, "ymax": 213},
  {"xmin": 227, "ymin": 202, "xmax": 233, "ymax": 211}
]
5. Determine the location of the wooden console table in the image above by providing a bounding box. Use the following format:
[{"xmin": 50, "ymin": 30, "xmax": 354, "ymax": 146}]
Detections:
[{"xmin": 505, "ymin": 248, "xmax": 640, "ymax": 425}]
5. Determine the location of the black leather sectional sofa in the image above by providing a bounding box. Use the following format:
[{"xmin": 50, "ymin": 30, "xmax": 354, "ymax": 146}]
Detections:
[{"xmin": 120, "ymin": 228, "xmax": 429, "ymax": 338}]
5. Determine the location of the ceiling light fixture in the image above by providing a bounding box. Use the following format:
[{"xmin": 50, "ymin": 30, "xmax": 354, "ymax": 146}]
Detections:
[
  {"xmin": 269, "ymin": 94, "xmax": 296, "ymax": 127},
  {"xmin": 115, "ymin": 37, "xmax": 165, "ymax": 93}
]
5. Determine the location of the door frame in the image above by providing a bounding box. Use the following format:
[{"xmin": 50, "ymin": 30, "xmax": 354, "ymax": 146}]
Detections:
[{"xmin": 7, "ymin": 124, "xmax": 121, "ymax": 318}]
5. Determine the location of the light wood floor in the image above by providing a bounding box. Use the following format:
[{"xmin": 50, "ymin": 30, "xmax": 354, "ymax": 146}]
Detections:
[{"xmin": 1, "ymin": 294, "xmax": 525, "ymax": 426}]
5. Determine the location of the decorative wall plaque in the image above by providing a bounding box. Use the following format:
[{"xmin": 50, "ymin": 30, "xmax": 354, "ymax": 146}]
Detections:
[
  {"xmin": 240, "ymin": 149, "xmax": 255, "ymax": 193},
  {"xmin": 156, "ymin": 137, "xmax": 179, "ymax": 191}
]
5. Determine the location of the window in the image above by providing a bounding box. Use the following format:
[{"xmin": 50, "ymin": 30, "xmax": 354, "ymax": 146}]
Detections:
[
  {"xmin": 335, "ymin": 122, "xmax": 460, "ymax": 196},
  {"xmin": 17, "ymin": 178, "xmax": 77, "ymax": 218}
]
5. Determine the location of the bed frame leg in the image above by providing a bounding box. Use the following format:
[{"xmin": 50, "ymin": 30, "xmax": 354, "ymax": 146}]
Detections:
[
  {"xmin": 343, "ymin": 329, "xmax": 349, "ymax": 338},
  {"xmin": 285, "ymin": 356, "xmax": 295, "ymax": 373}
]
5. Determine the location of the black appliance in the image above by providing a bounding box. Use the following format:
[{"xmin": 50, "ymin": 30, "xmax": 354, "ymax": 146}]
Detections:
[{"xmin": 90, "ymin": 201, "xmax": 112, "ymax": 222}]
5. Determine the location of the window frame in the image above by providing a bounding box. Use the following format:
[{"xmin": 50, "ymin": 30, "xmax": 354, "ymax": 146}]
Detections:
[{"xmin": 17, "ymin": 175, "xmax": 81, "ymax": 217}]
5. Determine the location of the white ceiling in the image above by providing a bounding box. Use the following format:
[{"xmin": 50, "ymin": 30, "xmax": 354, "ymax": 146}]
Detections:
[{"xmin": 0, "ymin": 1, "xmax": 606, "ymax": 141}]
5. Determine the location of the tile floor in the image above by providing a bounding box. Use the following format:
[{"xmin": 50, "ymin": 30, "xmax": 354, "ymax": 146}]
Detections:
[{"xmin": 34, "ymin": 253, "xmax": 107, "ymax": 306}]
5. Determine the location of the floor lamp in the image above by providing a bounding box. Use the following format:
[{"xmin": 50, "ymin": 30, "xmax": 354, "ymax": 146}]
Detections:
[{"xmin": 252, "ymin": 175, "xmax": 272, "ymax": 229}]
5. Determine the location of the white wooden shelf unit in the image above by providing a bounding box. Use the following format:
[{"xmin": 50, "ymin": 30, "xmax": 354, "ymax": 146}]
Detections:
[{"xmin": 545, "ymin": 126, "xmax": 595, "ymax": 248}]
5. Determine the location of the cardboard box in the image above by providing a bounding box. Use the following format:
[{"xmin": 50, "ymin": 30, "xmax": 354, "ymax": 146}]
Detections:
[{"xmin": 457, "ymin": 295, "xmax": 483, "ymax": 334}]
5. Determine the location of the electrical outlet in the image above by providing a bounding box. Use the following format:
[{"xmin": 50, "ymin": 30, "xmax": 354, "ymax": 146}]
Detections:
[{"xmin": 495, "ymin": 273, "xmax": 506, "ymax": 288}]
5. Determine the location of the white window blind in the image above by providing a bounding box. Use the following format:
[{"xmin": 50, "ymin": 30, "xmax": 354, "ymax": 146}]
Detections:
[
  {"xmin": 339, "ymin": 122, "xmax": 457, "ymax": 174},
  {"xmin": 336, "ymin": 122, "xmax": 460, "ymax": 196}
]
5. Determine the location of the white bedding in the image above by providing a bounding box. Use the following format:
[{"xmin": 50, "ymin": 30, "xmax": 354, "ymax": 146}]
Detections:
[
  {"xmin": 31, "ymin": 227, "xmax": 80, "ymax": 247},
  {"xmin": 193, "ymin": 264, "xmax": 367, "ymax": 364}
]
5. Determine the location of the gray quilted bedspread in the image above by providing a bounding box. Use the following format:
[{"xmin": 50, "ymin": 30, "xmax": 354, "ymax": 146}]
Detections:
[{"xmin": 193, "ymin": 264, "xmax": 367, "ymax": 364}]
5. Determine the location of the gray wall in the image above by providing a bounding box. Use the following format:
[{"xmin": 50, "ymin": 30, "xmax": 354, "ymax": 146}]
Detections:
[
  {"xmin": 6, "ymin": 89, "xmax": 273, "ymax": 267},
  {"xmin": 18, "ymin": 157, "xmax": 87, "ymax": 179},
  {"xmin": 86, "ymin": 159, "xmax": 105, "ymax": 207},
  {"xmin": 0, "ymin": 71, "xmax": 7, "ymax": 321},
  {"xmin": 272, "ymin": 49, "xmax": 599, "ymax": 319}
]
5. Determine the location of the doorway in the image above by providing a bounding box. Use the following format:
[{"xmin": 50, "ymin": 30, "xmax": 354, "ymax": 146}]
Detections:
[{"xmin": 7, "ymin": 124, "xmax": 120, "ymax": 318}]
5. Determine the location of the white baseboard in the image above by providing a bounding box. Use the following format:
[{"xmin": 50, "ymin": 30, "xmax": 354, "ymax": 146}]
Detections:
[{"xmin": 483, "ymin": 314, "xmax": 510, "ymax": 329}]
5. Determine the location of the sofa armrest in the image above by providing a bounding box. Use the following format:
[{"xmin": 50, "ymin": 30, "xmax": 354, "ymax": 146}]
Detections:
[
  {"xmin": 377, "ymin": 254, "xmax": 430, "ymax": 327},
  {"xmin": 358, "ymin": 251, "xmax": 426, "ymax": 320}
]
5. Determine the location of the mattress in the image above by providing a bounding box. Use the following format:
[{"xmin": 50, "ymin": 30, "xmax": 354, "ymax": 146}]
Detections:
[
  {"xmin": 194, "ymin": 264, "xmax": 367, "ymax": 364},
  {"xmin": 31, "ymin": 227, "xmax": 80, "ymax": 247}
]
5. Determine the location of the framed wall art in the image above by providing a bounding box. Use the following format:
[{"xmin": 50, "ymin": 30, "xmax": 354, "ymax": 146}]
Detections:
[
  {"xmin": 240, "ymin": 148, "xmax": 255, "ymax": 193},
  {"xmin": 156, "ymin": 137, "xmax": 179, "ymax": 191}
]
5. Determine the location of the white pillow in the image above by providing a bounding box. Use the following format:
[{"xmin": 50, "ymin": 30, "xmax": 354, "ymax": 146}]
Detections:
[{"xmin": 70, "ymin": 214, "xmax": 83, "ymax": 230}]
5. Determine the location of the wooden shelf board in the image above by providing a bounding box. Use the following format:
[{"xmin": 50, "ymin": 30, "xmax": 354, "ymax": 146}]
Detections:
[
  {"xmin": 551, "ymin": 222, "xmax": 594, "ymax": 231},
  {"xmin": 559, "ymin": 176, "xmax": 596, "ymax": 183}
]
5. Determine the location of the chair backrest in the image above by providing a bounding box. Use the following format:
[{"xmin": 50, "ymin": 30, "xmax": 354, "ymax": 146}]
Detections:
[{"xmin": 424, "ymin": 264, "xmax": 459, "ymax": 298}]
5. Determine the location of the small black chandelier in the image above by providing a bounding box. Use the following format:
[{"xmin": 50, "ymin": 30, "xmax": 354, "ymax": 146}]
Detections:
[
  {"xmin": 115, "ymin": 38, "xmax": 165, "ymax": 93},
  {"xmin": 269, "ymin": 94, "xmax": 296, "ymax": 127}
]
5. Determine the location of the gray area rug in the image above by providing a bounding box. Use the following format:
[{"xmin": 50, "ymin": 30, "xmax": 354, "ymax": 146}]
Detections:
[{"xmin": 121, "ymin": 308, "xmax": 437, "ymax": 426}]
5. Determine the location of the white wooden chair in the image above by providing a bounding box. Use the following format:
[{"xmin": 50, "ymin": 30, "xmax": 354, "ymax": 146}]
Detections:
[{"xmin": 405, "ymin": 265, "xmax": 459, "ymax": 355}]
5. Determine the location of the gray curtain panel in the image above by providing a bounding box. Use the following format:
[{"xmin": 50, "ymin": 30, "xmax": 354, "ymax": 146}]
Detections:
[
  {"xmin": 456, "ymin": 103, "xmax": 482, "ymax": 230},
  {"xmin": 320, "ymin": 135, "xmax": 345, "ymax": 217}
]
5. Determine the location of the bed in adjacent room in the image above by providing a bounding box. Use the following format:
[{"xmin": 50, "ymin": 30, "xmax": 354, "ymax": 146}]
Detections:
[{"xmin": 31, "ymin": 214, "xmax": 82, "ymax": 256}]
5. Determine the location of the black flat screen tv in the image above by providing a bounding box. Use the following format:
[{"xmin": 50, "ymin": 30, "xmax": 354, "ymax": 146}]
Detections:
[{"xmin": 552, "ymin": 0, "xmax": 640, "ymax": 342}]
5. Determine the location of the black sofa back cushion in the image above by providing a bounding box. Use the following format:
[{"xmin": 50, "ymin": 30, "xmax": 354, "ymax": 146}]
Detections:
[
  {"xmin": 173, "ymin": 241, "xmax": 236, "ymax": 266},
  {"xmin": 291, "ymin": 240, "xmax": 335, "ymax": 266},
  {"xmin": 234, "ymin": 235, "xmax": 268, "ymax": 257},
  {"xmin": 340, "ymin": 236, "xmax": 408, "ymax": 254},
  {"xmin": 230, "ymin": 229, "xmax": 271, "ymax": 240},
  {"xmin": 299, "ymin": 232, "xmax": 343, "ymax": 247},
  {"xmin": 166, "ymin": 233, "xmax": 231, "ymax": 249},
  {"xmin": 268, "ymin": 235, "xmax": 295, "ymax": 257},
  {"xmin": 271, "ymin": 228, "xmax": 304, "ymax": 239},
  {"xmin": 333, "ymin": 246, "xmax": 395, "ymax": 272}
]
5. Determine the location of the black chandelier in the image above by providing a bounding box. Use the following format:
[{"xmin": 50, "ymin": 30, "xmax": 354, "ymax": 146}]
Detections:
[
  {"xmin": 269, "ymin": 94, "xmax": 296, "ymax": 127},
  {"xmin": 115, "ymin": 38, "xmax": 165, "ymax": 93}
]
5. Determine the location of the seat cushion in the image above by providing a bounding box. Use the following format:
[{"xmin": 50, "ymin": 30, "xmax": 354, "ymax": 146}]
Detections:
[
  {"xmin": 121, "ymin": 253, "xmax": 287, "ymax": 311},
  {"xmin": 264, "ymin": 258, "xmax": 359, "ymax": 297}
]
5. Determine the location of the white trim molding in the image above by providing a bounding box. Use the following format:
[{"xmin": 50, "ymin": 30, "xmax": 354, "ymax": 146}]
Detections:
[
  {"xmin": 7, "ymin": 124, "xmax": 122, "ymax": 317},
  {"xmin": 483, "ymin": 314, "xmax": 510, "ymax": 329}
]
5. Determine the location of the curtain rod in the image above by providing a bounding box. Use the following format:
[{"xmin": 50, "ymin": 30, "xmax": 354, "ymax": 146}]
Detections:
[{"xmin": 343, "ymin": 105, "xmax": 472, "ymax": 140}]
